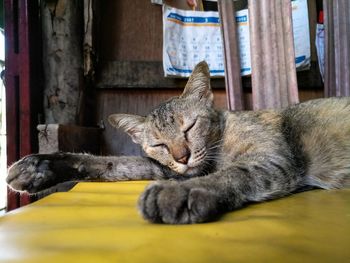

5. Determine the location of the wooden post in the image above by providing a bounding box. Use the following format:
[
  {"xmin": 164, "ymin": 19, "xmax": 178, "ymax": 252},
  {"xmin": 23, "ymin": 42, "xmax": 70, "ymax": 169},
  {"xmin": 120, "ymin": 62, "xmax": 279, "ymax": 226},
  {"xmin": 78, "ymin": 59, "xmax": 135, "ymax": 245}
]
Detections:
[{"xmin": 41, "ymin": 0, "xmax": 84, "ymax": 124}]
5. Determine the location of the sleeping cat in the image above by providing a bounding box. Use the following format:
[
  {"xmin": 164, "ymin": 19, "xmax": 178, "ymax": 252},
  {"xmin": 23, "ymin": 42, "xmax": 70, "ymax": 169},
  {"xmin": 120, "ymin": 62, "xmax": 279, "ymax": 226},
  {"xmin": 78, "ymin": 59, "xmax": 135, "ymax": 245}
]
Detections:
[{"xmin": 7, "ymin": 61, "xmax": 350, "ymax": 224}]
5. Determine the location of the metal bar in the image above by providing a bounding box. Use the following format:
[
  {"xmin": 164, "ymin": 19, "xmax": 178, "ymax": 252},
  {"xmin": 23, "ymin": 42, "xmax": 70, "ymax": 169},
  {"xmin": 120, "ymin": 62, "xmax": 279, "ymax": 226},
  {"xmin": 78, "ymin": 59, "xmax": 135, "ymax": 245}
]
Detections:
[
  {"xmin": 217, "ymin": 0, "xmax": 244, "ymax": 110},
  {"xmin": 249, "ymin": 0, "xmax": 299, "ymax": 110}
]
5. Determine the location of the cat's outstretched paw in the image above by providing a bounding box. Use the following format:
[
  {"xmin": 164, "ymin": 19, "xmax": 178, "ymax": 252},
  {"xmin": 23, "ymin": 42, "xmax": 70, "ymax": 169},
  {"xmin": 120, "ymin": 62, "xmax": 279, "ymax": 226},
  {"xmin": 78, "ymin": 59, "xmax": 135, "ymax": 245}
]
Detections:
[
  {"xmin": 138, "ymin": 181, "xmax": 220, "ymax": 224},
  {"xmin": 7, "ymin": 154, "xmax": 59, "ymax": 193}
]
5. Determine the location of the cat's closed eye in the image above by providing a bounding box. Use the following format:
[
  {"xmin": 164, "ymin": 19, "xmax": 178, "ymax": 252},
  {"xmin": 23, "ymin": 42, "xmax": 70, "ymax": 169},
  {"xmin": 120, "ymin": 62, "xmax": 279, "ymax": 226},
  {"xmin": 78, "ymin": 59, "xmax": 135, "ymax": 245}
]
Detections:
[
  {"xmin": 185, "ymin": 119, "xmax": 198, "ymax": 133},
  {"xmin": 184, "ymin": 119, "xmax": 197, "ymax": 140},
  {"xmin": 151, "ymin": 144, "xmax": 169, "ymax": 153}
]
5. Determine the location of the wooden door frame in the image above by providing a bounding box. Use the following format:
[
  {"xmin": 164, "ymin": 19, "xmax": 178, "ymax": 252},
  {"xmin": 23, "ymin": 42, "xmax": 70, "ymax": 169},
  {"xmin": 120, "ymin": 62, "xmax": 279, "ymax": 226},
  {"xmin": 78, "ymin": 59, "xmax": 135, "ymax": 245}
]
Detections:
[{"xmin": 5, "ymin": 0, "xmax": 42, "ymax": 211}]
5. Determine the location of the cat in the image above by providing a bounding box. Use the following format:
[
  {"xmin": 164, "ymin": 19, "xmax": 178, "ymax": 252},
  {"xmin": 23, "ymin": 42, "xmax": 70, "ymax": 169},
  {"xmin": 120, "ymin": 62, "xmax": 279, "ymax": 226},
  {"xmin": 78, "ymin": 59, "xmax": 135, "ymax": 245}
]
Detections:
[{"xmin": 7, "ymin": 61, "xmax": 350, "ymax": 224}]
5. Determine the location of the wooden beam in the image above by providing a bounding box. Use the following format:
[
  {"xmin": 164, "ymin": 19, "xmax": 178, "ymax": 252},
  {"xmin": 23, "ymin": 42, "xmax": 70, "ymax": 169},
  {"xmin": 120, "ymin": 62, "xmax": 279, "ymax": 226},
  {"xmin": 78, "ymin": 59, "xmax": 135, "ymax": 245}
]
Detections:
[
  {"xmin": 95, "ymin": 60, "xmax": 323, "ymax": 91},
  {"xmin": 95, "ymin": 60, "xmax": 226, "ymax": 89}
]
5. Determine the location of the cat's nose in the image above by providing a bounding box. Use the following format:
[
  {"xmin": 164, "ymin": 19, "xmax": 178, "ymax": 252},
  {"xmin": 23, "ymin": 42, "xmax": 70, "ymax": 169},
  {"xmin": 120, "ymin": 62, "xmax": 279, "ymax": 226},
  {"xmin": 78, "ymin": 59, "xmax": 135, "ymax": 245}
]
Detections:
[
  {"xmin": 176, "ymin": 153, "xmax": 190, "ymax": 164},
  {"xmin": 174, "ymin": 149, "xmax": 191, "ymax": 165}
]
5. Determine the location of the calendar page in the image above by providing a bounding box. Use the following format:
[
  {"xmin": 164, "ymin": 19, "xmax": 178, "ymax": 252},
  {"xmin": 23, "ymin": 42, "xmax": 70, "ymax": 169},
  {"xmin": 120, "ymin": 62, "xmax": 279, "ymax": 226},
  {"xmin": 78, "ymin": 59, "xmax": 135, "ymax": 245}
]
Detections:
[{"xmin": 163, "ymin": 5, "xmax": 225, "ymax": 77}]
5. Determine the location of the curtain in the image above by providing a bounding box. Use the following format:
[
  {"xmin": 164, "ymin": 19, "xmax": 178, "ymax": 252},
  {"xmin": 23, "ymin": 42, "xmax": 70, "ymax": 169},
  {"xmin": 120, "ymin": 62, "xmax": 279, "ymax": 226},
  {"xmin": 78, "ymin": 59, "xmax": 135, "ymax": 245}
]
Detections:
[
  {"xmin": 249, "ymin": 0, "xmax": 299, "ymax": 109},
  {"xmin": 323, "ymin": 0, "xmax": 350, "ymax": 97},
  {"xmin": 217, "ymin": 0, "xmax": 244, "ymax": 110}
]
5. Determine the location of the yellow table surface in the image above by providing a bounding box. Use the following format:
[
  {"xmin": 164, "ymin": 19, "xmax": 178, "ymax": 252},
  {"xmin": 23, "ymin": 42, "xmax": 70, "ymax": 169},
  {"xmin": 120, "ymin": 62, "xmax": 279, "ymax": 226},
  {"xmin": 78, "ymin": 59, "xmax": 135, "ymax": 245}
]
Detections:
[{"xmin": 0, "ymin": 181, "xmax": 349, "ymax": 263}]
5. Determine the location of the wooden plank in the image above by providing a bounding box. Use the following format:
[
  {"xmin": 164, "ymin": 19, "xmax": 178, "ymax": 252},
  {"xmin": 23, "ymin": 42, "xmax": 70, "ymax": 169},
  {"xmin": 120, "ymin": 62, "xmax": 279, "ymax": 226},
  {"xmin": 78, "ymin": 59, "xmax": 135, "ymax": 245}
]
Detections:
[
  {"xmin": 95, "ymin": 60, "xmax": 226, "ymax": 89},
  {"xmin": 308, "ymin": 0, "xmax": 318, "ymax": 62},
  {"xmin": 95, "ymin": 60, "xmax": 323, "ymax": 90},
  {"xmin": 98, "ymin": 0, "xmax": 163, "ymax": 61}
]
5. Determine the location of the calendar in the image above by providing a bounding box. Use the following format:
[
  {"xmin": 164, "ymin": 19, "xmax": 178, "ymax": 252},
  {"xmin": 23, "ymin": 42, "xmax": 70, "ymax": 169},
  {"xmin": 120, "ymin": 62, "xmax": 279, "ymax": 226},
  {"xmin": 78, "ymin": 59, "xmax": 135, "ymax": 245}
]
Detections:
[
  {"xmin": 163, "ymin": 0, "xmax": 310, "ymax": 78},
  {"xmin": 163, "ymin": 5, "xmax": 225, "ymax": 77}
]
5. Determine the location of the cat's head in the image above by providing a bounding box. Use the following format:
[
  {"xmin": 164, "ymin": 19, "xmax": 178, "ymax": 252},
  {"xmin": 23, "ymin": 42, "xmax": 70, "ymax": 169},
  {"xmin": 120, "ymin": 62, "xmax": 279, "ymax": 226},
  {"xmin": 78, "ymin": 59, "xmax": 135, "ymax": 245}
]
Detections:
[{"xmin": 108, "ymin": 61, "xmax": 221, "ymax": 176}]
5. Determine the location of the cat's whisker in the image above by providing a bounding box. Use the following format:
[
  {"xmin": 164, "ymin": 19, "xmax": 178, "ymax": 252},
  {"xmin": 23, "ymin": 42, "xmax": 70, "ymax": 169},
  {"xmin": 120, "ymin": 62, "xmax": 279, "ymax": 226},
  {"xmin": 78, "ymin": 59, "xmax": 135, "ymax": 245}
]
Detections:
[
  {"xmin": 204, "ymin": 158, "xmax": 219, "ymax": 163},
  {"xmin": 209, "ymin": 139, "xmax": 224, "ymax": 145},
  {"xmin": 204, "ymin": 152, "xmax": 220, "ymax": 159},
  {"xmin": 208, "ymin": 144, "xmax": 221, "ymax": 149},
  {"xmin": 207, "ymin": 141, "xmax": 224, "ymax": 152}
]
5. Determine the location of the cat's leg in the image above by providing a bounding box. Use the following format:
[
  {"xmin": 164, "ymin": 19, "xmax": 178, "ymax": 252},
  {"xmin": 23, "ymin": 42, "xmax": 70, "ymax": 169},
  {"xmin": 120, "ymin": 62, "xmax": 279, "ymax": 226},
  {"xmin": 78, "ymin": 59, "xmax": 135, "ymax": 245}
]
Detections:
[
  {"xmin": 7, "ymin": 153, "xmax": 167, "ymax": 194},
  {"xmin": 139, "ymin": 155, "xmax": 302, "ymax": 224}
]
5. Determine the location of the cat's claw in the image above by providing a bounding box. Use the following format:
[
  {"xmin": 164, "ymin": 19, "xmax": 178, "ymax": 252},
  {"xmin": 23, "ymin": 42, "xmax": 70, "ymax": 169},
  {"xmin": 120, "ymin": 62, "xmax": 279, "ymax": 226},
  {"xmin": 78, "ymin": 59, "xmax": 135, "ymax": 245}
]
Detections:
[
  {"xmin": 138, "ymin": 181, "xmax": 219, "ymax": 224},
  {"xmin": 7, "ymin": 155, "xmax": 57, "ymax": 193}
]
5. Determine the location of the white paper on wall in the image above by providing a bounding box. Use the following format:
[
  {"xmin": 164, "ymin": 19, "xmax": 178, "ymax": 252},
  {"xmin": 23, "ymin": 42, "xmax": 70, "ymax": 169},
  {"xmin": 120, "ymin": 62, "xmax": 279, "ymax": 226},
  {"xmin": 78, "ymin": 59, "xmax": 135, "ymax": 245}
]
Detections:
[
  {"xmin": 291, "ymin": 0, "xmax": 311, "ymax": 71},
  {"xmin": 315, "ymin": 23, "xmax": 325, "ymax": 81},
  {"xmin": 163, "ymin": 0, "xmax": 310, "ymax": 77},
  {"xmin": 163, "ymin": 5, "xmax": 225, "ymax": 77}
]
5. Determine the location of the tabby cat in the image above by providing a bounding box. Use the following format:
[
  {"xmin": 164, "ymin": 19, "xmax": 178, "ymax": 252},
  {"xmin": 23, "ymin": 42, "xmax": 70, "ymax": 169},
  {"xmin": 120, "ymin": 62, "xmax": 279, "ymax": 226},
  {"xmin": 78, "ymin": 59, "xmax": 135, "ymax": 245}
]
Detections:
[{"xmin": 7, "ymin": 61, "xmax": 350, "ymax": 224}]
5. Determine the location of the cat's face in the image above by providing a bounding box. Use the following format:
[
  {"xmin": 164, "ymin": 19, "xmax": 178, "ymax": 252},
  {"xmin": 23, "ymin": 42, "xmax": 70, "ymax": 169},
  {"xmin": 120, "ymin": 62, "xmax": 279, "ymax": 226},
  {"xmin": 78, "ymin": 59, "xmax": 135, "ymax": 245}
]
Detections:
[{"xmin": 109, "ymin": 61, "xmax": 221, "ymax": 176}]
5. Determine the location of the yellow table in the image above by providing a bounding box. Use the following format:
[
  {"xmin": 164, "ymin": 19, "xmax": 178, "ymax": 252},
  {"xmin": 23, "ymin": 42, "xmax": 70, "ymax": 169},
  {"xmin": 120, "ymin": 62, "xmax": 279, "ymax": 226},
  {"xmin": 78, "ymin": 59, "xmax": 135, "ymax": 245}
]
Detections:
[{"xmin": 0, "ymin": 182, "xmax": 349, "ymax": 263}]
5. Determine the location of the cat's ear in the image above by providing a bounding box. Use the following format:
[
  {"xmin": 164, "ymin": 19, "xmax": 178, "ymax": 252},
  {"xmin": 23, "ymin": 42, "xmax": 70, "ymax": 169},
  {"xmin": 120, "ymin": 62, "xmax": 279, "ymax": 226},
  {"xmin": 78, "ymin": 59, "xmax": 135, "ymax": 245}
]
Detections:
[
  {"xmin": 180, "ymin": 61, "xmax": 213, "ymax": 106},
  {"xmin": 108, "ymin": 114, "xmax": 145, "ymax": 144}
]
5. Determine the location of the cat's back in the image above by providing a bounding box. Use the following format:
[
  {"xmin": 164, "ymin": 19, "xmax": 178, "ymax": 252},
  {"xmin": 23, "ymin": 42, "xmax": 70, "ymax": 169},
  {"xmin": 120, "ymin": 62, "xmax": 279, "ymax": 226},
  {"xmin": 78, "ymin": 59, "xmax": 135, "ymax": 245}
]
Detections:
[
  {"xmin": 282, "ymin": 97, "xmax": 350, "ymax": 140},
  {"xmin": 221, "ymin": 97, "xmax": 350, "ymax": 189},
  {"xmin": 282, "ymin": 97, "xmax": 350, "ymax": 188},
  {"xmin": 284, "ymin": 97, "xmax": 350, "ymax": 123}
]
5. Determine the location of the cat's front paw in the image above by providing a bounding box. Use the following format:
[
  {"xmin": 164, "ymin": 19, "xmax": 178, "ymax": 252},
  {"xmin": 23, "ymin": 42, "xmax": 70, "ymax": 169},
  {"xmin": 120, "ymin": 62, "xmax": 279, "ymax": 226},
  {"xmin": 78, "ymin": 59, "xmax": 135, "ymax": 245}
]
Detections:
[
  {"xmin": 138, "ymin": 181, "xmax": 220, "ymax": 224},
  {"xmin": 7, "ymin": 154, "xmax": 58, "ymax": 193}
]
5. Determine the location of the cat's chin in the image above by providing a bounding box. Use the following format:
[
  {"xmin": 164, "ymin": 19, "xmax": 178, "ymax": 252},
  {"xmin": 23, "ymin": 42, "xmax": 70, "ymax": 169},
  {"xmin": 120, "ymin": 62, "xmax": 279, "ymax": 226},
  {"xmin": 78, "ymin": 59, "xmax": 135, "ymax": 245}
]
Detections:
[
  {"xmin": 170, "ymin": 161, "xmax": 205, "ymax": 177},
  {"xmin": 177, "ymin": 165, "xmax": 203, "ymax": 177}
]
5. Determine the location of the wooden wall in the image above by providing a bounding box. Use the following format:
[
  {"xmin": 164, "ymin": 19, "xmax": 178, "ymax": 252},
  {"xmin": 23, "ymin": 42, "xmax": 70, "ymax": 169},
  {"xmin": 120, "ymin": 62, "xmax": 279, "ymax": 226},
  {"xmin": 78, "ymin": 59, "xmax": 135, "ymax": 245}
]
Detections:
[{"xmin": 98, "ymin": 0, "xmax": 162, "ymax": 61}]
